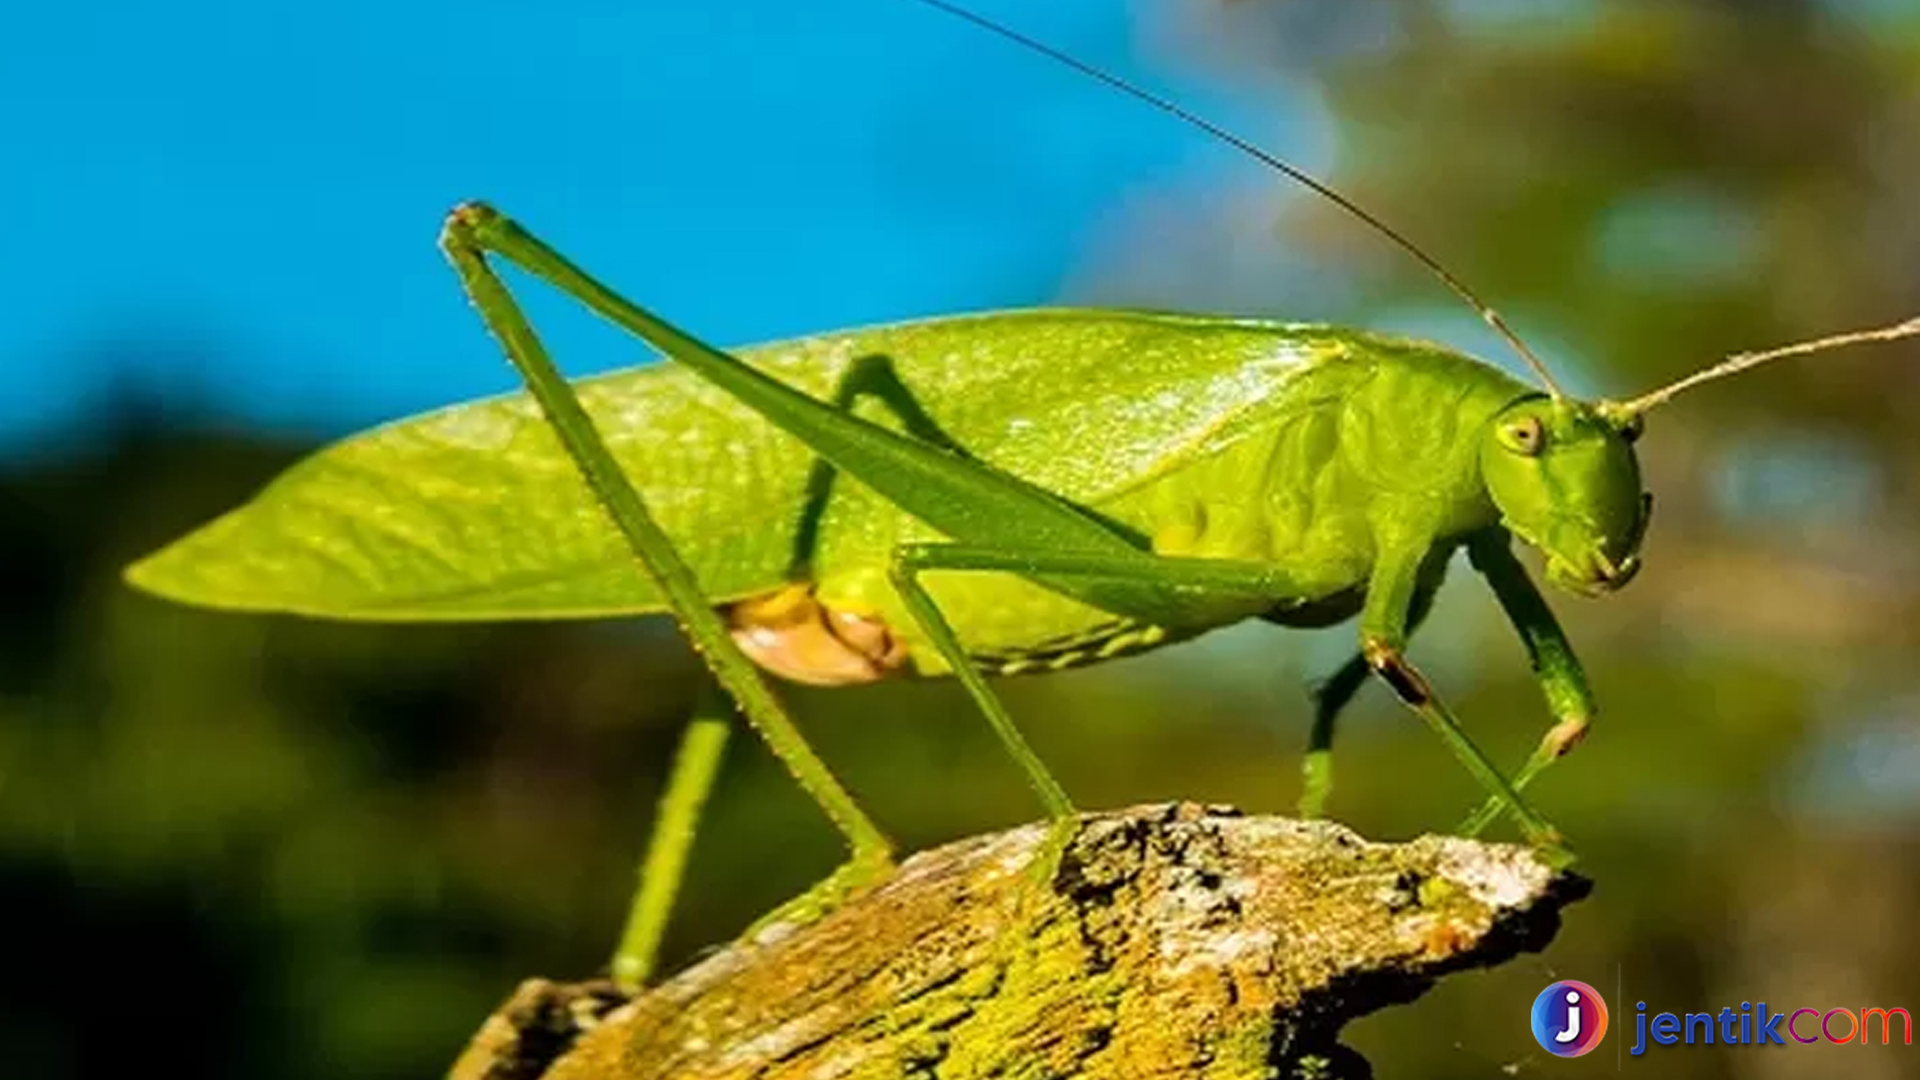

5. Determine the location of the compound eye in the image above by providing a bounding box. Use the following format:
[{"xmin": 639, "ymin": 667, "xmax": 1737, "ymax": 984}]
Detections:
[{"xmin": 1501, "ymin": 415, "xmax": 1545, "ymax": 457}]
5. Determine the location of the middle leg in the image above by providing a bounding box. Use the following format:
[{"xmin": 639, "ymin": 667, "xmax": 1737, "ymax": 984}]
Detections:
[
  {"xmin": 887, "ymin": 542, "xmax": 1315, "ymax": 823},
  {"xmin": 1299, "ymin": 584, "xmax": 1437, "ymax": 819}
]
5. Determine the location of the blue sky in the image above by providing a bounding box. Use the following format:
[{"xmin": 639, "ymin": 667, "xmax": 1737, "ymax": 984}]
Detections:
[{"xmin": 5, "ymin": 0, "xmax": 1314, "ymax": 456}]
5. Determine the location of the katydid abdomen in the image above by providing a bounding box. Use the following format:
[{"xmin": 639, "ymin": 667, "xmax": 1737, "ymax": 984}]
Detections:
[{"xmin": 127, "ymin": 308, "xmax": 1529, "ymax": 677}]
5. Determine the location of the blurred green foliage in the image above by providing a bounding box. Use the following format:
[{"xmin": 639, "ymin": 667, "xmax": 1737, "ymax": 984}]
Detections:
[{"xmin": 7, "ymin": 2, "xmax": 1920, "ymax": 1078}]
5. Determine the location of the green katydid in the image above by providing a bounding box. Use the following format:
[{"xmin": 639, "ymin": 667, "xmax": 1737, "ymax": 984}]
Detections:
[{"xmin": 122, "ymin": 0, "xmax": 1920, "ymax": 990}]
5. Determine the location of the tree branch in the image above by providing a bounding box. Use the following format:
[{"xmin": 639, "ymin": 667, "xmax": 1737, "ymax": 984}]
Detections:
[{"xmin": 451, "ymin": 802, "xmax": 1588, "ymax": 1080}]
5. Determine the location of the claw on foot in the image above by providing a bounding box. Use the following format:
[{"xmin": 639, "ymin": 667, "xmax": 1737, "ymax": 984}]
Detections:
[
  {"xmin": 1024, "ymin": 814, "xmax": 1082, "ymax": 890},
  {"xmin": 746, "ymin": 849, "xmax": 896, "ymax": 940}
]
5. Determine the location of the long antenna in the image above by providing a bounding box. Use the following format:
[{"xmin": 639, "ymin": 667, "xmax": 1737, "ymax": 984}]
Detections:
[
  {"xmin": 909, "ymin": 0, "xmax": 1568, "ymax": 399},
  {"xmin": 1617, "ymin": 316, "xmax": 1920, "ymax": 415}
]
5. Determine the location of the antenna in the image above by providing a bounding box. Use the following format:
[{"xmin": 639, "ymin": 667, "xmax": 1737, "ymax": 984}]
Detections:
[
  {"xmin": 1617, "ymin": 316, "xmax": 1920, "ymax": 415},
  {"xmin": 908, "ymin": 0, "xmax": 1568, "ymax": 398}
]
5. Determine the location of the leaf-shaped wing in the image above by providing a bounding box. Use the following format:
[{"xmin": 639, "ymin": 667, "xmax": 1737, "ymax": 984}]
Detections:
[{"xmin": 126, "ymin": 309, "xmax": 1386, "ymax": 620}]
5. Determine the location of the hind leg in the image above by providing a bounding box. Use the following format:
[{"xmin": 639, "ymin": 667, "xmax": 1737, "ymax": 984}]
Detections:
[
  {"xmin": 441, "ymin": 207, "xmax": 896, "ymax": 940},
  {"xmin": 611, "ymin": 691, "xmax": 731, "ymax": 991}
]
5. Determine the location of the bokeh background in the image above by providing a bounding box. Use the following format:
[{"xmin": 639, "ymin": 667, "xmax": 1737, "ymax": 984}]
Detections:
[{"xmin": 8, "ymin": 0, "xmax": 1920, "ymax": 1076}]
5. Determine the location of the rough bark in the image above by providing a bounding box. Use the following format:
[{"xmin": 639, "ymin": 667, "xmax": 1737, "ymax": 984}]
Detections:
[{"xmin": 450, "ymin": 802, "xmax": 1588, "ymax": 1080}]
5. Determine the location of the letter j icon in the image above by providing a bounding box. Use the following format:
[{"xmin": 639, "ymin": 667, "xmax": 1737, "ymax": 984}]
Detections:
[{"xmin": 1532, "ymin": 980, "xmax": 1608, "ymax": 1056}]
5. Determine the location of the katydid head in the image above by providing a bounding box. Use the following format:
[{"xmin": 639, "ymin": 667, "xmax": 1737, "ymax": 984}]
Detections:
[
  {"xmin": 1481, "ymin": 398, "xmax": 1649, "ymax": 596},
  {"xmin": 1483, "ymin": 315, "xmax": 1920, "ymax": 596}
]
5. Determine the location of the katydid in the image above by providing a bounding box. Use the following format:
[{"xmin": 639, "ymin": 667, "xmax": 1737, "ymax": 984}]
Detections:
[{"xmin": 122, "ymin": 1, "xmax": 1920, "ymax": 990}]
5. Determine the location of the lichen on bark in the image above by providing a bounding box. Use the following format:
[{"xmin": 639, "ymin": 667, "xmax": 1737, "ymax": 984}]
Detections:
[{"xmin": 450, "ymin": 803, "xmax": 1588, "ymax": 1080}]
